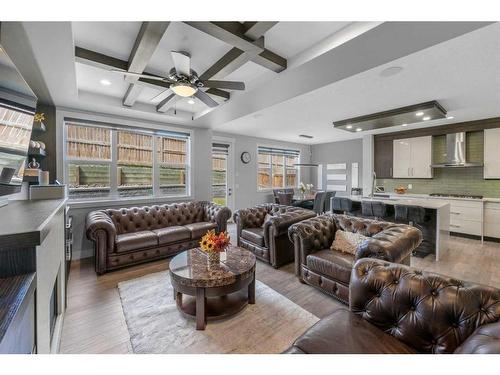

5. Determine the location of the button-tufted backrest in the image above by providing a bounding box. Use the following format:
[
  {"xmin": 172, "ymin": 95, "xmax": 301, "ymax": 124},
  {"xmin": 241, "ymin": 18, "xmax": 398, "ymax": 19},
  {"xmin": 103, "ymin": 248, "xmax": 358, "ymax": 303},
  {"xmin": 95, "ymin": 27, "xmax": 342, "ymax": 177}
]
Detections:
[
  {"xmin": 350, "ymin": 258, "xmax": 500, "ymax": 354},
  {"xmin": 106, "ymin": 201, "xmax": 205, "ymax": 234},
  {"xmin": 333, "ymin": 214, "xmax": 390, "ymax": 237}
]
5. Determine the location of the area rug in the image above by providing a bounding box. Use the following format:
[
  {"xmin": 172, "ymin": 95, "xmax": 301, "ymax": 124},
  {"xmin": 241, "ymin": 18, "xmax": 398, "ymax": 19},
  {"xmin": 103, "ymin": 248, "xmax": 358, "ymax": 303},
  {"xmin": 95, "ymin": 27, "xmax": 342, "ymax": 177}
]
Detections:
[{"xmin": 117, "ymin": 271, "xmax": 319, "ymax": 354}]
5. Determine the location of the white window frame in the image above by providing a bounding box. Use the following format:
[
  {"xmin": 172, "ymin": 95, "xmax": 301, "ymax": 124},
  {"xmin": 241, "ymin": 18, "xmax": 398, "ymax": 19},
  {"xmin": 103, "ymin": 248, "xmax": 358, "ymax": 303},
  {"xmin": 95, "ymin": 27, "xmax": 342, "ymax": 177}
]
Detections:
[
  {"xmin": 256, "ymin": 144, "xmax": 301, "ymax": 192},
  {"xmin": 63, "ymin": 119, "xmax": 192, "ymax": 202}
]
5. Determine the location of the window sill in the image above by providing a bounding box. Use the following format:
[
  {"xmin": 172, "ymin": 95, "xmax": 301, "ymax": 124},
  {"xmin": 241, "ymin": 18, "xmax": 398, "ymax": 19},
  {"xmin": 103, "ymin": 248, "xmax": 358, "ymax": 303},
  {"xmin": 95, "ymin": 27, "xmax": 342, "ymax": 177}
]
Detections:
[{"xmin": 67, "ymin": 195, "xmax": 193, "ymax": 209}]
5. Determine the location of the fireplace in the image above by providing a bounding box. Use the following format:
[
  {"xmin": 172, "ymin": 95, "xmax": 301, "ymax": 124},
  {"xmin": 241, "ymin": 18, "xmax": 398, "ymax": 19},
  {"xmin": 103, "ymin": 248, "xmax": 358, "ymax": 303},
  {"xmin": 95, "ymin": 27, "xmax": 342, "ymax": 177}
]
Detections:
[{"xmin": 49, "ymin": 277, "xmax": 59, "ymax": 343}]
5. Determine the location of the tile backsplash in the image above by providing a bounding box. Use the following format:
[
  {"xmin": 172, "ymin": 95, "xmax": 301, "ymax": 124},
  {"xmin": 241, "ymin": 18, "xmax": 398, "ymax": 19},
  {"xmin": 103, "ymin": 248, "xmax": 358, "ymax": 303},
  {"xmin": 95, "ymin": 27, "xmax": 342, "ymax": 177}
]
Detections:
[{"xmin": 377, "ymin": 131, "xmax": 500, "ymax": 198}]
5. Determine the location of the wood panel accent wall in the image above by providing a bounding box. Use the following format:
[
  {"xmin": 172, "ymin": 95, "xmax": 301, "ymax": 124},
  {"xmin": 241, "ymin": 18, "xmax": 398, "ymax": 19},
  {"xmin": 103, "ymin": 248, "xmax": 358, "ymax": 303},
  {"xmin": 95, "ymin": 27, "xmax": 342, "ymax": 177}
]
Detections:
[{"xmin": 374, "ymin": 116, "xmax": 500, "ymax": 179}]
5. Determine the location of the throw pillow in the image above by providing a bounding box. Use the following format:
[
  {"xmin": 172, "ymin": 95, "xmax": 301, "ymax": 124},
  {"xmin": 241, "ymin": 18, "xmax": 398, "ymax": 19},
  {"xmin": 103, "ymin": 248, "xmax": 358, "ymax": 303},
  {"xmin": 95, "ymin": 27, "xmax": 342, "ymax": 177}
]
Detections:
[{"xmin": 330, "ymin": 230, "xmax": 367, "ymax": 255}]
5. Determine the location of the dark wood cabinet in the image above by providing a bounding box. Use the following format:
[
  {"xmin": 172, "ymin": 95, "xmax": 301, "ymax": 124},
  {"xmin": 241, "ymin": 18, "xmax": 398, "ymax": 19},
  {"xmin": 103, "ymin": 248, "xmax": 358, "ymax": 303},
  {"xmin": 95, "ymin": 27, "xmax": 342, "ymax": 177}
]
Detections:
[{"xmin": 374, "ymin": 138, "xmax": 393, "ymax": 178}]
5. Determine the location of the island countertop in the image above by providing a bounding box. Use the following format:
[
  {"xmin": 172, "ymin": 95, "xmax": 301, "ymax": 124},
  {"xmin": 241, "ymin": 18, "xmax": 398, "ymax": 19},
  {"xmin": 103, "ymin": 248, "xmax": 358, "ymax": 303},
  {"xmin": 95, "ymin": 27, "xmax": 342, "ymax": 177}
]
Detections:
[
  {"xmin": 345, "ymin": 195, "xmax": 450, "ymax": 210},
  {"xmin": 0, "ymin": 198, "xmax": 67, "ymax": 249}
]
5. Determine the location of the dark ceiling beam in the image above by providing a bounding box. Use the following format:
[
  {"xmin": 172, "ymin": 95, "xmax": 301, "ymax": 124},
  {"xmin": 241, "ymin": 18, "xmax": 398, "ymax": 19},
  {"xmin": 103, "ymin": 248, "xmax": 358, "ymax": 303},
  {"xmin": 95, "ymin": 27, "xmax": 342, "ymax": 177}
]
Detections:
[
  {"xmin": 242, "ymin": 21, "xmax": 278, "ymax": 40},
  {"xmin": 184, "ymin": 21, "xmax": 286, "ymax": 76},
  {"xmin": 122, "ymin": 22, "xmax": 170, "ymax": 107},
  {"xmin": 197, "ymin": 22, "xmax": 282, "ymax": 81},
  {"xmin": 156, "ymin": 92, "xmax": 177, "ymax": 113},
  {"xmin": 75, "ymin": 46, "xmax": 171, "ymax": 90}
]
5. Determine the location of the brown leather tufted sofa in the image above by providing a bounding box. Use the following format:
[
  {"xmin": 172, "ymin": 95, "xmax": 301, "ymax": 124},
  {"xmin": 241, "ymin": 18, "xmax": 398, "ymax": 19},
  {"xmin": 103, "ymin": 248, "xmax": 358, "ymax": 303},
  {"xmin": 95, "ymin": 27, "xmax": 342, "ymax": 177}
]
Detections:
[
  {"xmin": 233, "ymin": 204, "xmax": 316, "ymax": 268},
  {"xmin": 288, "ymin": 213, "xmax": 422, "ymax": 304},
  {"xmin": 285, "ymin": 258, "xmax": 500, "ymax": 354},
  {"xmin": 86, "ymin": 201, "xmax": 231, "ymax": 274}
]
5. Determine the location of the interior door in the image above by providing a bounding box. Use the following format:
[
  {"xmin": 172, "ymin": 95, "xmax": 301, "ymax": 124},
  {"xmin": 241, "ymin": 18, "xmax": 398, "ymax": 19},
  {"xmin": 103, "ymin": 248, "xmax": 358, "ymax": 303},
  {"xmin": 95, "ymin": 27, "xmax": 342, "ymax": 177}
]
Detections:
[
  {"xmin": 392, "ymin": 138, "xmax": 411, "ymax": 178},
  {"xmin": 410, "ymin": 136, "xmax": 432, "ymax": 178},
  {"xmin": 211, "ymin": 141, "xmax": 234, "ymax": 212}
]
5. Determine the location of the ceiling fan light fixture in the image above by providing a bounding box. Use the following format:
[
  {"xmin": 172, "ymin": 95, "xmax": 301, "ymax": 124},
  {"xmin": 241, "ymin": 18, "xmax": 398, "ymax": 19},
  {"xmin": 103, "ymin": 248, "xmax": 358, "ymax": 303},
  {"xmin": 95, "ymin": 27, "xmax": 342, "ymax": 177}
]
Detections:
[{"xmin": 170, "ymin": 82, "xmax": 198, "ymax": 97}]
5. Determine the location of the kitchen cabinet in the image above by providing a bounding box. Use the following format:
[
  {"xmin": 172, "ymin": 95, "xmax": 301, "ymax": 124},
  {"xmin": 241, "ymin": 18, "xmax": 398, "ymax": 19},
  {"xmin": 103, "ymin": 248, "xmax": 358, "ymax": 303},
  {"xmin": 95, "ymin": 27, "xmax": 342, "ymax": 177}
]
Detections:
[
  {"xmin": 374, "ymin": 138, "xmax": 393, "ymax": 178},
  {"xmin": 484, "ymin": 201, "xmax": 500, "ymax": 238},
  {"xmin": 393, "ymin": 136, "xmax": 432, "ymax": 178},
  {"xmin": 484, "ymin": 128, "xmax": 500, "ymax": 179}
]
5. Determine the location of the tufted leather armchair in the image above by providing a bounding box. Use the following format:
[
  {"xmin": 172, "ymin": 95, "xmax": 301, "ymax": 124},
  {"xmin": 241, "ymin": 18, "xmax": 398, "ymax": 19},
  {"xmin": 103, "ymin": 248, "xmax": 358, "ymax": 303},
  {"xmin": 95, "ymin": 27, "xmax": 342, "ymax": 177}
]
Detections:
[
  {"xmin": 233, "ymin": 204, "xmax": 316, "ymax": 268},
  {"xmin": 288, "ymin": 213, "xmax": 422, "ymax": 304},
  {"xmin": 86, "ymin": 201, "xmax": 231, "ymax": 274},
  {"xmin": 285, "ymin": 258, "xmax": 500, "ymax": 354}
]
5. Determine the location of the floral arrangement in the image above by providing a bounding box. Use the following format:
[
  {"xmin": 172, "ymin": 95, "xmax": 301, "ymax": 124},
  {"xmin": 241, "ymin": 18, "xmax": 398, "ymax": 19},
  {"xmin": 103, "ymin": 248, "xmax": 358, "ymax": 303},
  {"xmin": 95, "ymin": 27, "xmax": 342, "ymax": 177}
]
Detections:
[
  {"xmin": 299, "ymin": 182, "xmax": 314, "ymax": 194},
  {"xmin": 34, "ymin": 113, "xmax": 45, "ymax": 123},
  {"xmin": 200, "ymin": 230, "xmax": 230, "ymax": 253}
]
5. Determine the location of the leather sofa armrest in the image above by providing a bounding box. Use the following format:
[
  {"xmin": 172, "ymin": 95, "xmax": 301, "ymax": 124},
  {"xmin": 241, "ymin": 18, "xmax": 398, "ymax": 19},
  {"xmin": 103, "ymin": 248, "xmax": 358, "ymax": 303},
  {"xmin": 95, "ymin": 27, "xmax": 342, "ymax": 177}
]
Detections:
[
  {"xmin": 203, "ymin": 202, "xmax": 231, "ymax": 232},
  {"xmin": 454, "ymin": 321, "xmax": 500, "ymax": 354},
  {"xmin": 86, "ymin": 210, "xmax": 117, "ymax": 251},
  {"xmin": 288, "ymin": 214, "xmax": 336, "ymax": 265},
  {"xmin": 282, "ymin": 346, "xmax": 306, "ymax": 354},
  {"xmin": 268, "ymin": 209, "xmax": 316, "ymax": 237},
  {"xmin": 355, "ymin": 224, "xmax": 422, "ymax": 263}
]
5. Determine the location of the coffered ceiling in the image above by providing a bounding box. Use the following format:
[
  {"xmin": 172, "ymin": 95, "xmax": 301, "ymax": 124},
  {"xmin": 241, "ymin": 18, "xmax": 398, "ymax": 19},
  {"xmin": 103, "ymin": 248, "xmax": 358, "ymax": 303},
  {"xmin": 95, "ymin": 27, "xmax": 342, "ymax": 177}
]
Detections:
[{"xmin": 3, "ymin": 21, "xmax": 497, "ymax": 145}]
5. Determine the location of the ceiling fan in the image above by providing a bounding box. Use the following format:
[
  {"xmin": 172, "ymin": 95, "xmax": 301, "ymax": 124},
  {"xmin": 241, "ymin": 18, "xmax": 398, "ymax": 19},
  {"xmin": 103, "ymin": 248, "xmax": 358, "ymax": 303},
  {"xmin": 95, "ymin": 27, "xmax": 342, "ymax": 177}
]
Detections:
[{"xmin": 111, "ymin": 51, "xmax": 245, "ymax": 108}]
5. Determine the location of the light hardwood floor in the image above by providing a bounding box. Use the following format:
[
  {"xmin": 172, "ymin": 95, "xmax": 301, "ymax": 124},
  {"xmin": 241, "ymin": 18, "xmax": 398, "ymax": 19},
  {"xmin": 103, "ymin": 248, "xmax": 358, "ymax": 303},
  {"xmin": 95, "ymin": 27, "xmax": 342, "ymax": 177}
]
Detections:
[{"xmin": 59, "ymin": 226, "xmax": 500, "ymax": 354}]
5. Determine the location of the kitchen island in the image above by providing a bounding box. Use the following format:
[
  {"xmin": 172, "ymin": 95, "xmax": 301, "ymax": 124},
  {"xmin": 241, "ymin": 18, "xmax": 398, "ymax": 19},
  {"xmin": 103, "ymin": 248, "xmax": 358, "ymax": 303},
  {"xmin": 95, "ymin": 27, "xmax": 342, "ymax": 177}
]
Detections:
[{"xmin": 339, "ymin": 195, "xmax": 450, "ymax": 261}]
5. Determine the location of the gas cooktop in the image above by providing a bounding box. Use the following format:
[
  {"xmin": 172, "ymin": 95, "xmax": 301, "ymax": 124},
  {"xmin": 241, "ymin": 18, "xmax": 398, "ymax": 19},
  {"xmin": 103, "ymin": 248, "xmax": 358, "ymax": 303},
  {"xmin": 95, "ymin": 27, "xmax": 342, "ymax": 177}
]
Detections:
[{"xmin": 430, "ymin": 193, "xmax": 483, "ymax": 199}]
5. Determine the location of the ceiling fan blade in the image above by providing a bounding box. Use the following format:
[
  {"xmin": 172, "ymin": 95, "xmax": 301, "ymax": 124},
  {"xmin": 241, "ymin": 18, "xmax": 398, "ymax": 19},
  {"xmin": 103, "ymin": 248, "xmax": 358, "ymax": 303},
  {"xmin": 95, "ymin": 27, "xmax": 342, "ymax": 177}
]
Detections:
[
  {"xmin": 150, "ymin": 88, "xmax": 172, "ymax": 102},
  {"xmin": 110, "ymin": 69, "xmax": 175, "ymax": 83},
  {"xmin": 195, "ymin": 90, "xmax": 218, "ymax": 108},
  {"xmin": 171, "ymin": 51, "xmax": 191, "ymax": 77},
  {"xmin": 200, "ymin": 80, "xmax": 245, "ymax": 91}
]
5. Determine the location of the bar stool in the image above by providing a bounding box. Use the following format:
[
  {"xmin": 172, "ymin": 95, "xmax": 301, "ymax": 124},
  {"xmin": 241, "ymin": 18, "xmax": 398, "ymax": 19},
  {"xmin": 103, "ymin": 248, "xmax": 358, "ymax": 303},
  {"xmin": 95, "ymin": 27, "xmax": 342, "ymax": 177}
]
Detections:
[
  {"xmin": 361, "ymin": 200, "xmax": 387, "ymax": 220},
  {"xmin": 394, "ymin": 204, "xmax": 430, "ymax": 258},
  {"xmin": 323, "ymin": 191, "xmax": 336, "ymax": 212},
  {"xmin": 332, "ymin": 197, "xmax": 357, "ymax": 215}
]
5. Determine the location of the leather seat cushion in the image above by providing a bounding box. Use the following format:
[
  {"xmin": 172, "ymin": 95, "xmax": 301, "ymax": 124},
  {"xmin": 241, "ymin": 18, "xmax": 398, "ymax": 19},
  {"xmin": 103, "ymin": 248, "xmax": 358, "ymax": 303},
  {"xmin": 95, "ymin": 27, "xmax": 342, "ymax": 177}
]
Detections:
[
  {"xmin": 153, "ymin": 226, "xmax": 191, "ymax": 245},
  {"xmin": 184, "ymin": 222, "xmax": 217, "ymax": 239},
  {"xmin": 306, "ymin": 249, "xmax": 355, "ymax": 283},
  {"xmin": 115, "ymin": 231, "xmax": 158, "ymax": 253},
  {"xmin": 288, "ymin": 308, "xmax": 417, "ymax": 354},
  {"xmin": 241, "ymin": 227, "xmax": 265, "ymax": 247}
]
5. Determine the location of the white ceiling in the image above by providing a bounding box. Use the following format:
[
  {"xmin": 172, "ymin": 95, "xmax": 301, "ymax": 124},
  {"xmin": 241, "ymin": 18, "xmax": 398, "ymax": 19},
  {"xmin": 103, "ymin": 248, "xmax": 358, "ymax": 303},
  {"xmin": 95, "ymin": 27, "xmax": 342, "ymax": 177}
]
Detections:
[
  {"xmin": 213, "ymin": 22, "xmax": 500, "ymax": 144},
  {"xmin": 71, "ymin": 21, "xmax": 360, "ymax": 117},
  {"xmin": 4, "ymin": 21, "xmax": 498, "ymax": 144}
]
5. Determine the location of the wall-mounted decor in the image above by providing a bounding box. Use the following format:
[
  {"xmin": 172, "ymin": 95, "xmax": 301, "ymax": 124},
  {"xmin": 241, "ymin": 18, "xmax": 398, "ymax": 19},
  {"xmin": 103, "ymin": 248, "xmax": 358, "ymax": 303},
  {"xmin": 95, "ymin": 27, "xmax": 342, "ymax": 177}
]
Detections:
[
  {"xmin": 240, "ymin": 151, "xmax": 251, "ymax": 164},
  {"xmin": 351, "ymin": 162, "xmax": 359, "ymax": 188}
]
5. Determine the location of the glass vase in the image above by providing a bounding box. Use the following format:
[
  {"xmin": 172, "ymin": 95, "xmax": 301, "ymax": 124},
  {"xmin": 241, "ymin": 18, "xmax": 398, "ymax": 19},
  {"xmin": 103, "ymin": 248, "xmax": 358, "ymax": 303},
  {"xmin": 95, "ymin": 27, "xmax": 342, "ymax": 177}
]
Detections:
[{"xmin": 207, "ymin": 251, "xmax": 221, "ymax": 267}]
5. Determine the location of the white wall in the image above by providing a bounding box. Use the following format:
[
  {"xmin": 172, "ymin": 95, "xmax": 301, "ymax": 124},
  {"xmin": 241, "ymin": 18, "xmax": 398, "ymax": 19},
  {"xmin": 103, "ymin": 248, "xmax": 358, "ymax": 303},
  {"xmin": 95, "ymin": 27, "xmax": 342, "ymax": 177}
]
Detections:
[
  {"xmin": 311, "ymin": 138, "xmax": 364, "ymax": 196},
  {"xmin": 214, "ymin": 131, "xmax": 313, "ymax": 210}
]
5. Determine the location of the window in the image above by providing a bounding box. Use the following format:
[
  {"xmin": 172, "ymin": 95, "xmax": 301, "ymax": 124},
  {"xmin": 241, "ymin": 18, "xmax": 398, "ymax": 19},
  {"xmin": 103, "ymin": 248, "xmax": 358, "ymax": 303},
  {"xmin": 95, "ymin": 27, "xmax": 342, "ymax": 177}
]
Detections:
[
  {"xmin": 257, "ymin": 146, "xmax": 300, "ymax": 190},
  {"xmin": 65, "ymin": 121, "xmax": 190, "ymax": 200},
  {"xmin": 212, "ymin": 143, "xmax": 228, "ymax": 206}
]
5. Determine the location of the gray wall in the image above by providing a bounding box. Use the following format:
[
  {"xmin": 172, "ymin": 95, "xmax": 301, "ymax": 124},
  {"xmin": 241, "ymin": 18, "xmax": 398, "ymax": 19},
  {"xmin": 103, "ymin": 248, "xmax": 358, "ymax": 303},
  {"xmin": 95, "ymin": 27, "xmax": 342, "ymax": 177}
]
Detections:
[
  {"xmin": 311, "ymin": 138, "xmax": 363, "ymax": 196},
  {"xmin": 214, "ymin": 131, "xmax": 312, "ymax": 210},
  {"xmin": 69, "ymin": 129, "xmax": 312, "ymax": 260}
]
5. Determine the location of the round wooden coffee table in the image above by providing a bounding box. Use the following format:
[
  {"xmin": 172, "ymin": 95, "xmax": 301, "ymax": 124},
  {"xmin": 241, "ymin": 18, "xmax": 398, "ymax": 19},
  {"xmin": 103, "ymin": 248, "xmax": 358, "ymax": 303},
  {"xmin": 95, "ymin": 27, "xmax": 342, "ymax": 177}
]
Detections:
[{"xmin": 169, "ymin": 245, "xmax": 256, "ymax": 330}]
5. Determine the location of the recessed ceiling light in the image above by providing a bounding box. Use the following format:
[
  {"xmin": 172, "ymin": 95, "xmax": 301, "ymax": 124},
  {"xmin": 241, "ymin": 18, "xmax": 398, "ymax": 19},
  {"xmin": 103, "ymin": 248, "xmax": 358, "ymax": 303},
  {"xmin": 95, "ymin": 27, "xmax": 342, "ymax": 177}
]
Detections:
[
  {"xmin": 100, "ymin": 79, "xmax": 111, "ymax": 86},
  {"xmin": 380, "ymin": 66, "xmax": 404, "ymax": 78},
  {"xmin": 401, "ymin": 123, "xmax": 408, "ymax": 127},
  {"xmin": 423, "ymin": 116, "xmax": 431, "ymax": 121},
  {"xmin": 356, "ymin": 128, "xmax": 362, "ymax": 132},
  {"xmin": 415, "ymin": 111, "xmax": 424, "ymax": 117},
  {"xmin": 346, "ymin": 125, "xmax": 353, "ymax": 129},
  {"xmin": 187, "ymin": 97, "xmax": 195, "ymax": 105},
  {"xmin": 447, "ymin": 116, "xmax": 454, "ymax": 120}
]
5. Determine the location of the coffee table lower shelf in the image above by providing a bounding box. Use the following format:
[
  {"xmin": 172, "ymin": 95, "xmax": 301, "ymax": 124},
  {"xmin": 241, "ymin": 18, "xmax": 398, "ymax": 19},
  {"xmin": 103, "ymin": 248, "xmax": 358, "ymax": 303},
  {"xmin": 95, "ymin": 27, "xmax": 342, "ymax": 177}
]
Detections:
[{"xmin": 171, "ymin": 272, "xmax": 256, "ymax": 330}]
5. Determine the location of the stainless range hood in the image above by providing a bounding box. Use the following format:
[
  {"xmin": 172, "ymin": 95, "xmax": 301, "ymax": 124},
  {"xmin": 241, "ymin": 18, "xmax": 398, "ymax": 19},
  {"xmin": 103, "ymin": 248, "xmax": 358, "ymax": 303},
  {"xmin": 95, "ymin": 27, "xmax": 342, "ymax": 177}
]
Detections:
[{"xmin": 431, "ymin": 132, "xmax": 483, "ymax": 168}]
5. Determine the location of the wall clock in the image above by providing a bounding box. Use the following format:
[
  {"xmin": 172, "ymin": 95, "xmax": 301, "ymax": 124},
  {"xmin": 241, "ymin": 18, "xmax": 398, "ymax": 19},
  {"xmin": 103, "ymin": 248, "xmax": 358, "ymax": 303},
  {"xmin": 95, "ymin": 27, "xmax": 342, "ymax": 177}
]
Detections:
[{"xmin": 240, "ymin": 151, "xmax": 251, "ymax": 164}]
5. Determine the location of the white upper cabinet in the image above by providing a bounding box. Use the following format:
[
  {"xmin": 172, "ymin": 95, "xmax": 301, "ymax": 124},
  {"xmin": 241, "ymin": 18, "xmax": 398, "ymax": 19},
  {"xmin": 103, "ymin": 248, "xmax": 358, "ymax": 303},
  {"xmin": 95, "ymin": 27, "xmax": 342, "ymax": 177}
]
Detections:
[
  {"xmin": 484, "ymin": 128, "xmax": 500, "ymax": 179},
  {"xmin": 393, "ymin": 136, "xmax": 432, "ymax": 178}
]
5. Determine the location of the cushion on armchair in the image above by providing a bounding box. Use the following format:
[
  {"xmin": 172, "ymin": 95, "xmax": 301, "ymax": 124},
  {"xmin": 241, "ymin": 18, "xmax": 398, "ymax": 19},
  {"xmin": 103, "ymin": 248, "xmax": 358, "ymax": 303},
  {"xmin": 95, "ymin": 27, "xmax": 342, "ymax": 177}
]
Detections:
[{"xmin": 330, "ymin": 230, "xmax": 367, "ymax": 255}]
